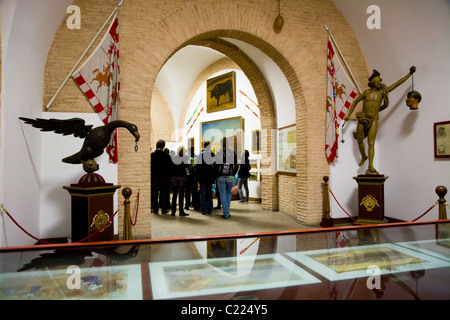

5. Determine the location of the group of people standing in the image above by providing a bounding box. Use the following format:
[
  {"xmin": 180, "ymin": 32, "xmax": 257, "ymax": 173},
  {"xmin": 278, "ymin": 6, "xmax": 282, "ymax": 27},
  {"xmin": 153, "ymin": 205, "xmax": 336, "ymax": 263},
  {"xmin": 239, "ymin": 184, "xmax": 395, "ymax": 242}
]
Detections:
[{"xmin": 150, "ymin": 138, "xmax": 251, "ymax": 220}]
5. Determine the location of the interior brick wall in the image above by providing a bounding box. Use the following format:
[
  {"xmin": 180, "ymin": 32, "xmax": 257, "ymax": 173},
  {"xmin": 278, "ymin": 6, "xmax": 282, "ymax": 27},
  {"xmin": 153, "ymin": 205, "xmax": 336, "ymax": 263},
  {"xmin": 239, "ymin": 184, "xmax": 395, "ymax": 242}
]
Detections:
[
  {"xmin": 151, "ymin": 87, "xmax": 174, "ymax": 149},
  {"xmin": 43, "ymin": 0, "xmax": 369, "ymax": 238}
]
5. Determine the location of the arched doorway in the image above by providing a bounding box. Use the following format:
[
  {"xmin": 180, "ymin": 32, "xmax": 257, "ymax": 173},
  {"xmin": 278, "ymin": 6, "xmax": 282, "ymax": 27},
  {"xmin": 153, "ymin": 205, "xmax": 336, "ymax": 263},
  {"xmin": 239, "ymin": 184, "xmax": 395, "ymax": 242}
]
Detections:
[
  {"xmin": 152, "ymin": 35, "xmax": 298, "ymax": 211},
  {"xmin": 43, "ymin": 0, "xmax": 369, "ymax": 239}
]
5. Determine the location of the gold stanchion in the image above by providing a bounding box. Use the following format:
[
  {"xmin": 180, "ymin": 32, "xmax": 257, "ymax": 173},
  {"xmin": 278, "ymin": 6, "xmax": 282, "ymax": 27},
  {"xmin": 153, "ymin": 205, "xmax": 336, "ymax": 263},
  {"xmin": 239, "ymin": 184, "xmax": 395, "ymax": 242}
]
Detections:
[
  {"xmin": 321, "ymin": 176, "xmax": 333, "ymax": 227},
  {"xmin": 122, "ymin": 187, "xmax": 132, "ymax": 240},
  {"xmin": 436, "ymin": 186, "xmax": 447, "ymax": 220}
]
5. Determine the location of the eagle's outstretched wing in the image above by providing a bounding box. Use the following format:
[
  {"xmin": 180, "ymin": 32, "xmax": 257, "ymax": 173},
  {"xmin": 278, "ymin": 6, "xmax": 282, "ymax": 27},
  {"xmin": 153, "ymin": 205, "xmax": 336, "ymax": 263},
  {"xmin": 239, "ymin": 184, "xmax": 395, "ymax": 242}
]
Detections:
[{"xmin": 19, "ymin": 117, "xmax": 93, "ymax": 138}]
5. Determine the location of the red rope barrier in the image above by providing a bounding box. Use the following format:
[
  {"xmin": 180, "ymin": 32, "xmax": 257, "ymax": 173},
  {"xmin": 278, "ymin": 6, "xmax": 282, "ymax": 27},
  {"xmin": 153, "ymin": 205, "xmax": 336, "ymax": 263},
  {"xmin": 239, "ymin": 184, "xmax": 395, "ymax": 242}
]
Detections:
[
  {"xmin": 1, "ymin": 204, "xmax": 52, "ymax": 244},
  {"xmin": 328, "ymin": 189, "xmax": 437, "ymax": 223},
  {"xmin": 1, "ymin": 203, "xmax": 119, "ymax": 245},
  {"xmin": 329, "ymin": 189, "xmax": 361, "ymax": 223},
  {"xmin": 130, "ymin": 190, "xmax": 140, "ymax": 226},
  {"xmin": 411, "ymin": 202, "xmax": 437, "ymax": 222}
]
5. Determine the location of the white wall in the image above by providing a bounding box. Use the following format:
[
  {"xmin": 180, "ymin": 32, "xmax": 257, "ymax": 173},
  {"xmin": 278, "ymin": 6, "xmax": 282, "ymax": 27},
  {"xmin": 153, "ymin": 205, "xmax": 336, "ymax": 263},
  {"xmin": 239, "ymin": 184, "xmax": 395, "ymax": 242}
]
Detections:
[
  {"xmin": 224, "ymin": 38, "xmax": 296, "ymax": 129},
  {"xmin": 0, "ymin": 0, "xmax": 73, "ymax": 246},
  {"xmin": 331, "ymin": 0, "xmax": 450, "ymax": 222}
]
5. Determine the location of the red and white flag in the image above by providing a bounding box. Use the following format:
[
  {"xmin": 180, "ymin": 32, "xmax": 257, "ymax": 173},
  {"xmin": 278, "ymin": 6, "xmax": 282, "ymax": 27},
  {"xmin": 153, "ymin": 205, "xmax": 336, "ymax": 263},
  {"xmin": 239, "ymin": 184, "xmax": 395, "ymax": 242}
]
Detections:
[
  {"xmin": 72, "ymin": 16, "xmax": 120, "ymax": 163},
  {"xmin": 325, "ymin": 37, "xmax": 358, "ymax": 163}
]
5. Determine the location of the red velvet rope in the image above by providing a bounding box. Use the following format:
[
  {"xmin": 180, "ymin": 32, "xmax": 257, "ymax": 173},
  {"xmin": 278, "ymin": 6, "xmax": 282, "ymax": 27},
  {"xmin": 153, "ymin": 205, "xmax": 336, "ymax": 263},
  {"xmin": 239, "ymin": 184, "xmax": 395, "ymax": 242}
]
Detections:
[
  {"xmin": 328, "ymin": 189, "xmax": 437, "ymax": 223},
  {"xmin": 130, "ymin": 190, "xmax": 140, "ymax": 226},
  {"xmin": 1, "ymin": 187, "xmax": 438, "ymax": 244},
  {"xmin": 1, "ymin": 203, "xmax": 120, "ymax": 245},
  {"xmin": 329, "ymin": 189, "xmax": 360, "ymax": 223},
  {"xmin": 411, "ymin": 202, "xmax": 438, "ymax": 222}
]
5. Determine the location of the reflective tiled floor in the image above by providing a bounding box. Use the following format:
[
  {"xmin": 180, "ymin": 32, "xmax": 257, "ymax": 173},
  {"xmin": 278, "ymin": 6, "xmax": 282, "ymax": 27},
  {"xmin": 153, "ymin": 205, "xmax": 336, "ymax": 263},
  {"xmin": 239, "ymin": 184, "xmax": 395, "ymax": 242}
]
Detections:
[{"xmin": 150, "ymin": 199, "xmax": 311, "ymax": 239}]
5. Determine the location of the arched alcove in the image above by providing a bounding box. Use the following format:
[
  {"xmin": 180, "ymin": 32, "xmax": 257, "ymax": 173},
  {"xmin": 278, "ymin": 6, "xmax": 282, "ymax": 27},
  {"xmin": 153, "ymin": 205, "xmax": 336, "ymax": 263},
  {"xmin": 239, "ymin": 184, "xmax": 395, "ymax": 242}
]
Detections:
[
  {"xmin": 43, "ymin": 0, "xmax": 369, "ymax": 238},
  {"xmin": 158, "ymin": 35, "xmax": 299, "ymax": 215}
]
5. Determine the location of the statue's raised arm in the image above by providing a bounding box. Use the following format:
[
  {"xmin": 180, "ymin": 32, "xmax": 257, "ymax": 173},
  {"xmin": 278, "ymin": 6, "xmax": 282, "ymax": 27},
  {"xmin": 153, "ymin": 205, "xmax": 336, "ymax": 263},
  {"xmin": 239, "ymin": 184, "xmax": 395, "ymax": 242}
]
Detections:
[{"xmin": 387, "ymin": 66, "xmax": 416, "ymax": 92}]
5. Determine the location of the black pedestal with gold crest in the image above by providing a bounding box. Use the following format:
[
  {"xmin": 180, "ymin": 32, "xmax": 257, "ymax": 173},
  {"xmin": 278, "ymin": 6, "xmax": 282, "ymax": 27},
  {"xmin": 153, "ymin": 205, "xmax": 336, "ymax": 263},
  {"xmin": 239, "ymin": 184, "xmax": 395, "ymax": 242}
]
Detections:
[
  {"xmin": 353, "ymin": 175, "xmax": 388, "ymax": 224},
  {"xmin": 64, "ymin": 173, "xmax": 120, "ymax": 242}
]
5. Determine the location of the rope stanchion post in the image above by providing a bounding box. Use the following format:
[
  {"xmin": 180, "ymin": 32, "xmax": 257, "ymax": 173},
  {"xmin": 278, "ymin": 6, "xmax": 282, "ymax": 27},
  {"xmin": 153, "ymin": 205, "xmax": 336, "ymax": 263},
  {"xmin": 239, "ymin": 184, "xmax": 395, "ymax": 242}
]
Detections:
[
  {"xmin": 122, "ymin": 187, "xmax": 133, "ymax": 240},
  {"xmin": 436, "ymin": 185, "xmax": 447, "ymax": 220},
  {"xmin": 321, "ymin": 176, "xmax": 334, "ymax": 227}
]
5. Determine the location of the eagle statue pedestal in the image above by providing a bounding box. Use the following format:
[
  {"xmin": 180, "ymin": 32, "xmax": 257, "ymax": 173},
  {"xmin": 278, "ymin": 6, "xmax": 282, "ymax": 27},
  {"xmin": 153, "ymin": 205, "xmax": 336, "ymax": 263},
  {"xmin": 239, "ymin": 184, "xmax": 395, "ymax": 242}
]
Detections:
[
  {"xmin": 353, "ymin": 175, "xmax": 388, "ymax": 224},
  {"xmin": 63, "ymin": 173, "xmax": 120, "ymax": 243},
  {"xmin": 18, "ymin": 117, "xmax": 139, "ymax": 242}
]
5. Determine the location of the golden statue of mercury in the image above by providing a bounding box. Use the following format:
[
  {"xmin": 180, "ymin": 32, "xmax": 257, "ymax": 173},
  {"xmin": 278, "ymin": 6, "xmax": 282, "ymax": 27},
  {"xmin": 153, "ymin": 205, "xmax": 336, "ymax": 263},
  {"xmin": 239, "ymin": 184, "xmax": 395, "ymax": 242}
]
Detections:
[{"xmin": 344, "ymin": 66, "xmax": 416, "ymax": 175}]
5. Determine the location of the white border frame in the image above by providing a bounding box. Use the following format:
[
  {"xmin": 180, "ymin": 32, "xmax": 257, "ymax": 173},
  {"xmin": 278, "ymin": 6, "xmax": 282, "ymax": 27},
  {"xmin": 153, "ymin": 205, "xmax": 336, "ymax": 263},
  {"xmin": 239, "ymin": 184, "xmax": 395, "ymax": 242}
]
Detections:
[
  {"xmin": 287, "ymin": 243, "xmax": 450, "ymax": 281},
  {"xmin": 149, "ymin": 253, "xmax": 320, "ymax": 299},
  {"xmin": 0, "ymin": 264, "xmax": 142, "ymax": 300}
]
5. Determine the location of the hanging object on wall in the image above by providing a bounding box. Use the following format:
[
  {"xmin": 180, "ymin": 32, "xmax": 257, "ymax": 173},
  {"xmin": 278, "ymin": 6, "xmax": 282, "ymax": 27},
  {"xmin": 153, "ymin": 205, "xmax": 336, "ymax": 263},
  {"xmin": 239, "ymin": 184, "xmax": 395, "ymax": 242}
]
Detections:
[
  {"xmin": 207, "ymin": 71, "xmax": 236, "ymax": 113},
  {"xmin": 186, "ymin": 98, "xmax": 203, "ymax": 126},
  {"xmin": 239, "ymin": 90, "xmax": 260, "ymax": 109},
  {"xmin": 186, "ymin": 107, "xmax": 204, "ymax": 136},
  {"xmin": 240, "ymin": 100, "xmax": 260, "ymax": 119},
  {"xmin": 406, "ymin": 73, "xmax": 422, "ymax": 110},
  {"xmin": 244, "ymin": 103, "xmax": 260, "ymax": 119},
  {"xmin": 324, "ymin": 25, "xmax": 360, "ymax": 163},
  {"xmin": 273, "ymin": 0, "xmax": 284, "ymax": 34}
]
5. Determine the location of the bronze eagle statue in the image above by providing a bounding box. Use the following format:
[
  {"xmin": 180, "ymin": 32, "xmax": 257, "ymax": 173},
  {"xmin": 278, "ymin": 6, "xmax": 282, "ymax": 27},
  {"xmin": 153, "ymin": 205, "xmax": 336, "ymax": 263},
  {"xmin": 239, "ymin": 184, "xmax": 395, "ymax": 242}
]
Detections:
[{"xmin": 19, "ymin": 117, "xmax": 140, "ymax": 166}]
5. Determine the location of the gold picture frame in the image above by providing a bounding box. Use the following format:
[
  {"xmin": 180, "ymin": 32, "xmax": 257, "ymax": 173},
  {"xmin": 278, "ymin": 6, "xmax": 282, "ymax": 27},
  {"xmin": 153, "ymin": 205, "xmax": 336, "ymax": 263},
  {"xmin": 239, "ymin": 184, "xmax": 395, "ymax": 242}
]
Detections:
[
  {"xmin": 252, "ymin": 129, "xmax": 261, "ymax": 154},
  {"xmin": 206, "ymin": 71, "xmax": 236, "ymax": 113},
  {"xmin": 187, "ymin": 137, "xmax": 194, "ymax": 154}
]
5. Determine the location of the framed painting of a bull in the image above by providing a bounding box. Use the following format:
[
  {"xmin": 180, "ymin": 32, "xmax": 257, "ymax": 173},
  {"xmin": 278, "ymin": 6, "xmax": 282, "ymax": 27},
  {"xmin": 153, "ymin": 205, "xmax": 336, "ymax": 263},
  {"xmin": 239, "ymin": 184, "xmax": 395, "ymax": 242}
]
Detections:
[{"xmin": 206, "ymin": 71, "xmax": 236, "ymax": 113}]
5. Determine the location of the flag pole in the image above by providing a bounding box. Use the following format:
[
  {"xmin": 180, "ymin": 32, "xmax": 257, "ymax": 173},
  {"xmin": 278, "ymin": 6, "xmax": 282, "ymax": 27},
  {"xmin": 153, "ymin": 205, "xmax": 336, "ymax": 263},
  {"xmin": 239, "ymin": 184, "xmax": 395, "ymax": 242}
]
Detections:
[
  {"xmin": 45, "ymin": 0, "xmax": 123, "ymax": 110},
  {"xmin": 324, "ymin": 24, "xmax": 361, "ymax": 94}
]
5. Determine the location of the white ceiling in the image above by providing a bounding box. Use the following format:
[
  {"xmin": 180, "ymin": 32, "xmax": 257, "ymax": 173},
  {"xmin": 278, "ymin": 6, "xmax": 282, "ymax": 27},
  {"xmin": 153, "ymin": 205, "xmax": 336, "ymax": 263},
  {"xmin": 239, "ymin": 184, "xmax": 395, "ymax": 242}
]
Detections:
[
  {"xmin": 153, "ymin": 37, "xmax": 297, "ymax": 130},
  {"xmin": 154, "ymin": 45, "xmax": 225, "ymax": 125}
]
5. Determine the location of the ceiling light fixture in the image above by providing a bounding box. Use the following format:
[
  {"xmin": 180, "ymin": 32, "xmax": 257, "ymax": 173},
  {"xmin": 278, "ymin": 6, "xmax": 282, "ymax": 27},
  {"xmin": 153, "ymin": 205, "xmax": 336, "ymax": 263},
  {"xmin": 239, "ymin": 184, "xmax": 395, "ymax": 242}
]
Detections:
[{"xmin": 273, "ymin": 0, "xmax": 284, "ymax": 34}]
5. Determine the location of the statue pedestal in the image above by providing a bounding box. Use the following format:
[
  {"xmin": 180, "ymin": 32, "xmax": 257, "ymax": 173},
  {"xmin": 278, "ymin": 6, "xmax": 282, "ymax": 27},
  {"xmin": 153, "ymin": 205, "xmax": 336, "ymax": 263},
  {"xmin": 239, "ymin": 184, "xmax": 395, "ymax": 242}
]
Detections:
[
  {"xmin": 63, "ymin": 173, "xmax": 120, "ymax": 242},
  {"xmin": 353, "ymin": 175, "xmax": 388, "ymax": 224}
]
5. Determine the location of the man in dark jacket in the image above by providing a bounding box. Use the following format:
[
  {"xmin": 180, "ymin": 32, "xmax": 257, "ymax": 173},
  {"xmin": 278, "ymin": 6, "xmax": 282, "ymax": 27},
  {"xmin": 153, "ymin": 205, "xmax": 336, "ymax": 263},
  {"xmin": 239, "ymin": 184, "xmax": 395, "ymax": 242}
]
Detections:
[
  {"xmin": 238, "ymin": 150, "xmax": 251, "ymax": 203},
  {"xmin": 194, "ymin": 141, "xmax": 215, "ymax": 215},
  {"xmin": 184, "ymin": 147, "xmax": 198, "ymax": 210},
  {"xmin": 151, "ymin": 139, "xmax": 171, "ymax": 214}
]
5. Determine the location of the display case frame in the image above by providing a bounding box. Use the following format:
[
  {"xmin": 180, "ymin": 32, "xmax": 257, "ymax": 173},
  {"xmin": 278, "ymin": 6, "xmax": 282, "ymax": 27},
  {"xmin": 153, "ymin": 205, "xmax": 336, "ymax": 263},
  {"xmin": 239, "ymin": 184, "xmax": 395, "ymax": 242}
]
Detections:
[{"xmin": 0, "ymin": 220, "xmax": 449, "ymax": 300}]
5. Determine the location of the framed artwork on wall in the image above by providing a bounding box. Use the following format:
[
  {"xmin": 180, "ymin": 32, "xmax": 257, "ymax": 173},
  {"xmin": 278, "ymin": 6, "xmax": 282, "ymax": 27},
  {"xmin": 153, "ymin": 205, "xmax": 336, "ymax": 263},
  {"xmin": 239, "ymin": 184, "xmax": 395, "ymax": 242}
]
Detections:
[
  {"xmin": 201, "ymin": 116, "xmax": 244, "ymax": 154},
  {"xmin": 252, "ymin": 129, "xmax": 261, "ymax": 154},
  {"xmin": 277, "ymin": 124, "xmax": 296, "ymax": 174},
  {"xmin": 187, "ymin": 137, "xmax": 194, "ymax": 153},
  {"xmin": 434, "ymin": 120, "xmax": 450, "ymax": 158},
  {"xmin": 206, "ymin": 71, "xmax": 236, "ymax": 113}
]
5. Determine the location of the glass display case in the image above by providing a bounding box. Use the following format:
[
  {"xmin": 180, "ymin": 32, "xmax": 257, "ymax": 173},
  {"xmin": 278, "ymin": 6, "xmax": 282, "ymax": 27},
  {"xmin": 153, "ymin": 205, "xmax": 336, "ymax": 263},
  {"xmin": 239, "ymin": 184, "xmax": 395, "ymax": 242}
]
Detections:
[{"xmin": 0, "ymin": 220, "xmax": 449, "ymax": 300}]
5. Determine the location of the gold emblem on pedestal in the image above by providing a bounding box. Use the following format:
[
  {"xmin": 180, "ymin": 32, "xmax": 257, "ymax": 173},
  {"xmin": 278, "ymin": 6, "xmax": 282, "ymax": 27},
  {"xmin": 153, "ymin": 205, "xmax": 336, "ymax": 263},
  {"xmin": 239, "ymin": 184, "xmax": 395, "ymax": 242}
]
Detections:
[
  {"xmin": 90, "ymin": 210, "xmax": 111, "ymax": 232},
  {"xmin": 360, "ymin": 194, "xmax": 379, "ymax": 211}
]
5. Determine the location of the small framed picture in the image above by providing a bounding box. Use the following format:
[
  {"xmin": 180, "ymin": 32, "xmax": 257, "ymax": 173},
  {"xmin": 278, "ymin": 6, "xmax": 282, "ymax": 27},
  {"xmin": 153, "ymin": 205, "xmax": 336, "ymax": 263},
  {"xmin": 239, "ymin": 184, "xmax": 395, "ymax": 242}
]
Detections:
[
  {"xmin": 434, "ymin": 121, "xmax": 450, "ymax": 158},
  {"xmin": 252, "ymin": 129, "xmax": 261, "ymax": 154}
]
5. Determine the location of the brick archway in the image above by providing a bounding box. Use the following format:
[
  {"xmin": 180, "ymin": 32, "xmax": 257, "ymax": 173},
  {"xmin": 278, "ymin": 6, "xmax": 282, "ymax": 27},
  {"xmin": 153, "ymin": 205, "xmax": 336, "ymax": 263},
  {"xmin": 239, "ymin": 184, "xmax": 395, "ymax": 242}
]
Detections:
[
  {"xmin": 177, "ymin": 35, "xmax": 287, "ymax": 211},
  {"xmin": 44, "ymin": 0, "xmax": 369, "ymax": 237}
]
